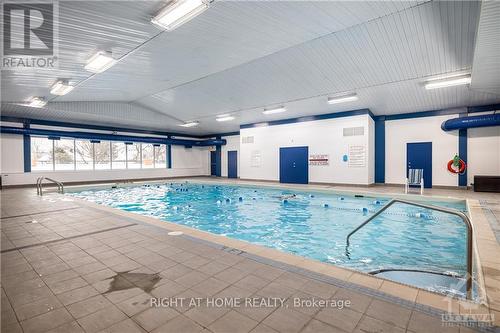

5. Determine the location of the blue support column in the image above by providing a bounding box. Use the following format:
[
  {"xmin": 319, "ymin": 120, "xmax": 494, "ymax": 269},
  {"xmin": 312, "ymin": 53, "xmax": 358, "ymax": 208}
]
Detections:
[
  {"xmin": 458, "ymin": 114, "xmax": 468, "ymax": 187},
  {"xmin": 215, "ymin": 136, "xmax": 222, "ymax": 177},
  {"xmin": 167, "ymin": 143, "xmax": 172, "ymax": 169},
  {"xmin": 374, "ymin": 117, "xmax": 385, "ymax": 183},
  {"xmin": 23, "ymin": 122, "xmax": 31, "ymax": 172}
]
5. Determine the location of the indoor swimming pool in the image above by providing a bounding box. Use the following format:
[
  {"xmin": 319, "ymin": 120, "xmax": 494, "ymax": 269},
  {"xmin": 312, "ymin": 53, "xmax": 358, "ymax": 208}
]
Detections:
[{"xmin": 68, "ymin": 182, "xmax": 476, "ymax": 299}]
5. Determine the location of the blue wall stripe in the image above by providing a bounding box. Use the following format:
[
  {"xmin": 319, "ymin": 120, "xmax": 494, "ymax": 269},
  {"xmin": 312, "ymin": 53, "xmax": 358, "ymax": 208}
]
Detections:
[
  {"xmin": 374, "ymin": 118, "xmax": 385, "ymax": 183},
  {"xmin": 374, "ymin": 108, "xmax": 466, "ymax": 122},
  {"xmin": 467, "ymin": 104, "xmax": 500, "ymax": 113},
  {"xmin": 23, "ymin": 123, "xmax": 31, "ymax": 173},
  {"xmin": 240, "ymin": 109, "xmax": 372, "ymax": 129},
  {"xmin": 0, "ymin": 116, "xmax": 207, "ymax": 139}
]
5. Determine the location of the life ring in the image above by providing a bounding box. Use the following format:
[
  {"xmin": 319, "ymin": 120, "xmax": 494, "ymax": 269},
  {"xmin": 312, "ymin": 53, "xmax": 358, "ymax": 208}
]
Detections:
[{"xmin": 447, "ymin": 159, "xmax": 466, "ymax": 174}]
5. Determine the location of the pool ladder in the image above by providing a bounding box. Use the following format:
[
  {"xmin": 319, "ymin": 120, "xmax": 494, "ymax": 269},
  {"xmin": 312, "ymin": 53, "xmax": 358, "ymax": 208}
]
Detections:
[
  {"xmin": 36, "ymin": 177, "xmax": 64, "ymax": 196},
  {"xmin": 345, "ymin": 198, "xmax": 473, "ymax": 299}
]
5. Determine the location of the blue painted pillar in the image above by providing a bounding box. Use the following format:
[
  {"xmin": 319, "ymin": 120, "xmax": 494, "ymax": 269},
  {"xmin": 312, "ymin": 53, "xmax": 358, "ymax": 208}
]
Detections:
[
  {"xmin": 167, "ymin": 142, "xmax": 172, "ymax": 169},
  {"xmin": 458, "ymin": 114, "xmax": 468, "ymax": 187},
  {"xmin": 23, "ymin": 122, "xmax": 31, "ymax": 172},
  {"xmin": 374, "ymin": 117, "xmax": 385, "ymax": 183},
  {"xmin": 215, "ymin": 136, "xmax": 222, "ymax": 177}
]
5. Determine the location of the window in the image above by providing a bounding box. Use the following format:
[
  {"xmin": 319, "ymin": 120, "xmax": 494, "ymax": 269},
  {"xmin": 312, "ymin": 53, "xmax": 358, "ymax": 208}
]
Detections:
[
  {"xmin": 31, "ymin": 137, "xmax": 53, "ymax": 171},
  {"xmin": 75, "ymin": 140, "xmax": 93, "ymax": 170},
  {"xmin": 111, "ymin": 142, "xmax": 126, "ymax": 169},
  {"xmin": 94, "ymin": 141, "xmax": 111, "ymax": 170},
  {"xmin": 142, "ymin": 144, "xmax": 154, "ymax": 169},
  {"xmin": 30, "ymin": 138, "xmax": 168, "ymax": 171},
  {"xmin": 54, "ymin": 139, "xmax": 75, "ymax": 171},
  {"xmin": 155, "ymin": 145, "xmax": 167, "ymax": 168},
  {"xmin": 127, "ymin": 143, "xmax": 141, "ymax": 169}
]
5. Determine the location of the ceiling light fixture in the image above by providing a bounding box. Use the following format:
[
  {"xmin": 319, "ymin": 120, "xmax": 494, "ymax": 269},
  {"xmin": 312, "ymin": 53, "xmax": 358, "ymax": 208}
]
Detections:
[
  {"xmin": 27, "ymin": 97, "xmax": 47, "ymax": 108},
  {"xmin": 327, "ymin": 93, "xmax": 359, "ymax": 104},
  {"xmin": 152, "ymin": 0, "xmax": 209, "ymax": 31},
  {"xmin": 424, "ymin": 74, "xmax": 471, "ymax": 90},
  {"xmin": 50, "ymin": 80, "xmax": 74, "ymax": 96},
  {"xmin": 84, "ymin": 51, "xmax": 117, "ymax": 73},
  {"xmin": 263, "ymin": 106, "xmax": 286, "ymax": 115},
  {"xmin": 216, "ymin": 115, "xmax": 235, "ymax": 122},
  {"xmin": 179, "ymin": 121, "xmax": 199, "ymax": 127}
]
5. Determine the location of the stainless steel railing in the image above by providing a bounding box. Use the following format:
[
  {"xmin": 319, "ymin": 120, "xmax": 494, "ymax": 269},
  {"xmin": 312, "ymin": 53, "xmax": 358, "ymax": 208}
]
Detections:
[
  {"xmin": 345, "ymin": 198, "xmax": 473, "ymax": 299},
  {"xmin": 36, "ymin": 177, "xmax": 64, "ymax": 196}
]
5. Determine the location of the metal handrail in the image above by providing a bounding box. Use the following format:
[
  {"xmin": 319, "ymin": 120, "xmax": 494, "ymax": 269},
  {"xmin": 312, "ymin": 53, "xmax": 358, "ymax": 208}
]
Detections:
[
  {"xmin": 36, "ymin": 177, "xmax": 64, "ymax": 196},
  {"xmin": 345, "ymin": 198, "xmax": 473, "ymax": 299}
]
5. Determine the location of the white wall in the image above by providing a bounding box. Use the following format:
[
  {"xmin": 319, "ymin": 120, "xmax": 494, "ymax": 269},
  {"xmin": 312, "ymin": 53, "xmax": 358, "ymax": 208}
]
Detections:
[
  {"xmin": 221, "ymin": 135, "xmax": 240, "ymax": 177},
  {"xmin": 0, "ymin": 134, "xmax": 24, "ymax": 174},
  {"xmin": 0, "ymin": 132, "xmax": 210, "ymax": 186},
  {"xmin": 239, "ymin": 115, "xmax": 373, "ymax": 185},
  {"xmin": 468, "ymin": 126, "xmax": 500, "ymax": 185},
  {"xmin": 385, "ymin": 114, "xmax": 459, "ymax": 186}
]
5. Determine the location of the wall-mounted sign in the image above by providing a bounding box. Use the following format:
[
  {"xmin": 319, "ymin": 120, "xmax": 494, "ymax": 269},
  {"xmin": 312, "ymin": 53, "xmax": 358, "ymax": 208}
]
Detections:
[
  {"xmin": 250, "ymin": 150, "xmax": 261, "ymax": 167},
  {"xmin": 348, "ymin": 145, "xmax": 366, "ymax": 167},
  {"xmin": 309, "ymin": 154, "xmax": 329, "ymax": 166}
]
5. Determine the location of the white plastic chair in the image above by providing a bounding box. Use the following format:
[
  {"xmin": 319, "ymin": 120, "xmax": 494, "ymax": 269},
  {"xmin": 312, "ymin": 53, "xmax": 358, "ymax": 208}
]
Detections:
[{"xmin": 405, "ymin": 169, "xmax": 424, "ymax": 195}]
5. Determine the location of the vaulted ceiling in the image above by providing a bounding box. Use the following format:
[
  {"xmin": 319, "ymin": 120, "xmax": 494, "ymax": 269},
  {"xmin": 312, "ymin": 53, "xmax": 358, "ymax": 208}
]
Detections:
[{"xmin": 1, "ymin": 0, "xmax": 499, "ymax": 135}]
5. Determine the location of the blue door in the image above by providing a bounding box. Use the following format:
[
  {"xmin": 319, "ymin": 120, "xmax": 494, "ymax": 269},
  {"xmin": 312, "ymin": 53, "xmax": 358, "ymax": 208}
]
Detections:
[
  {"xmin": 228, "ymin": 151, "xmax": 237, "ymax": 178},
  {"xmin": 280, "ymin": 146, "xmax": 309, "ymax": 184},
  {"xmin": 210, "ymin": 151, "xmax": 217, "ymax": 176},
  {"xmin": 407, "ymin": 142, "xmax": 432, "ymax": 188}
]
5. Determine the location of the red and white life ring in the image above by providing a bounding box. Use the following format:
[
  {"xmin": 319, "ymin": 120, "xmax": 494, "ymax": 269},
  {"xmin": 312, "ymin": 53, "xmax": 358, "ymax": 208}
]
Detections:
[{"xmin": 447, "ymin": 159, "xmax": 466, "ymax": 174}]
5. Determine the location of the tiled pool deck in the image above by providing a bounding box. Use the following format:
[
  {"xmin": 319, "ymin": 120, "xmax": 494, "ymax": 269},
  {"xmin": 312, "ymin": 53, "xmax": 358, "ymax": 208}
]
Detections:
[{"xmin": 1, "ymin": 178, "xmax": 499, "ymax": 333}]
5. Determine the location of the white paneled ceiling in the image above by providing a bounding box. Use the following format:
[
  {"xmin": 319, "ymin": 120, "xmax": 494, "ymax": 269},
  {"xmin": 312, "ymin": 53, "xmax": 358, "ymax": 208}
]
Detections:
[
  {"xmin": 471, "ymin": 1, "xmax": 500, "ymax": 95},
  {"xmin": 1, "ymin": 0, "xmax": 499, "ymax": 135}
]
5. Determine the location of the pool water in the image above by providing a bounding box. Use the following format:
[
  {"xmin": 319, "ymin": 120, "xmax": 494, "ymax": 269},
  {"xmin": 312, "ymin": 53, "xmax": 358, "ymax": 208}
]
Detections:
[{"xmin": 69, "ymin": 182, "xmax": 473, "ymax": 298}]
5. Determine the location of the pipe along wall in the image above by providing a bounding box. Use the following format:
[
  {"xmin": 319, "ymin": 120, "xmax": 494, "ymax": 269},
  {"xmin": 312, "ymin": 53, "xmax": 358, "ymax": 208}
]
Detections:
[
  {"xmin": 0, "ymin": 126, "xmax": 226, "ymax": 147},
  {"xmin": 441, "ymin": 113, "xmax": 500, "ymax": 131}
]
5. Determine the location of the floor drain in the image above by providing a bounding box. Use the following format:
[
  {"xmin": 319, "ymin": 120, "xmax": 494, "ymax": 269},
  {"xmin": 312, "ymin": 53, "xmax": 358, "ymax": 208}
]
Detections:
[{"xmin": 168, "ymin": 231, "xmax": 183, "ymax": 236}]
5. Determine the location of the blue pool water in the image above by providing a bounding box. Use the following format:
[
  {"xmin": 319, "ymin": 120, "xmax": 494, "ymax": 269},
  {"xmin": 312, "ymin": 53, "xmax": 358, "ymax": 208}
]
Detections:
[{"xmin": 69, "ymin": 182, "xmax": 473, "ymax": 297}]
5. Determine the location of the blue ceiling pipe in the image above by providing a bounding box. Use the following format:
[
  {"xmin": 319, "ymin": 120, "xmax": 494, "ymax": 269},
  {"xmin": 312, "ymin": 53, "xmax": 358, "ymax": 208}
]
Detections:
[
  {"xmin": 441, "ymin": 113, "xmax": 500, "ymax": 131},
  {"xmin": 0, "ymin": 126, "xmax": 226, "ymax": 147}
]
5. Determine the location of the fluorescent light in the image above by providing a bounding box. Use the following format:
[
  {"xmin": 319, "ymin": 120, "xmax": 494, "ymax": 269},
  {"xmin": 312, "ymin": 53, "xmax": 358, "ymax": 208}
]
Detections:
[
  {"xmin": 50, "ymin": 80, "xmax": 74, "ymax": 95},
  {"xmin": 216, "ymin": 116, "xmax": 235, "ymax": 122},
  {"xmin": 152, "ymin": 0, "xmax": 209, "ymax": 31},
  {"xmin": 27, "ymin": 97, "xmax": 47, "ymax": 108},
  {"xmin": 179, "ymin": 121, "xmax": 199, "ymax": 127},
  {"xmin": 327, "ymin": 93, "xmax": 359, "ymax": 104},
  {"xmin": 263, "ymin": 106, "xmax": 286, "ymax": 115},
  {"xmin": 84, "ymin": 51, "xmax": 117, "ymax": 73},
  {"xmin": 424, "ymin": 75, "xmax": 471, "ymax": 90}
]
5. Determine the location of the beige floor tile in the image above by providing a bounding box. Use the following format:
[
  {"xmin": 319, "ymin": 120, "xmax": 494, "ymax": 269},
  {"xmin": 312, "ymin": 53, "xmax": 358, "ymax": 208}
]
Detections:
[
  {"xmin": 262, "ymin": 307, "xmax": 312, "ymax": 333},
  {"xmin": 208, "ymin": 310, "xmax": 259, "ymax": 333},
  {"xmin": 77, "ymin": 305, "xmax": 128, "ymax": 333},
  {"xmin": 365, "ymin": 299, "xmax": 412, "ymax": 328},
  {"xmin": 152, "ymin": 314, "xmax": 204, "ymax": 333},
  {"xmin": 132, "ymin": 306, "xmax": 180, "ymax": 332},
  {"xmin": 315, "ymin": 306, "xmax": 363, "ymax": 332},
  {"xmin": 20, "ymin": 307, "xmax": 73, "ymax": 333}
]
